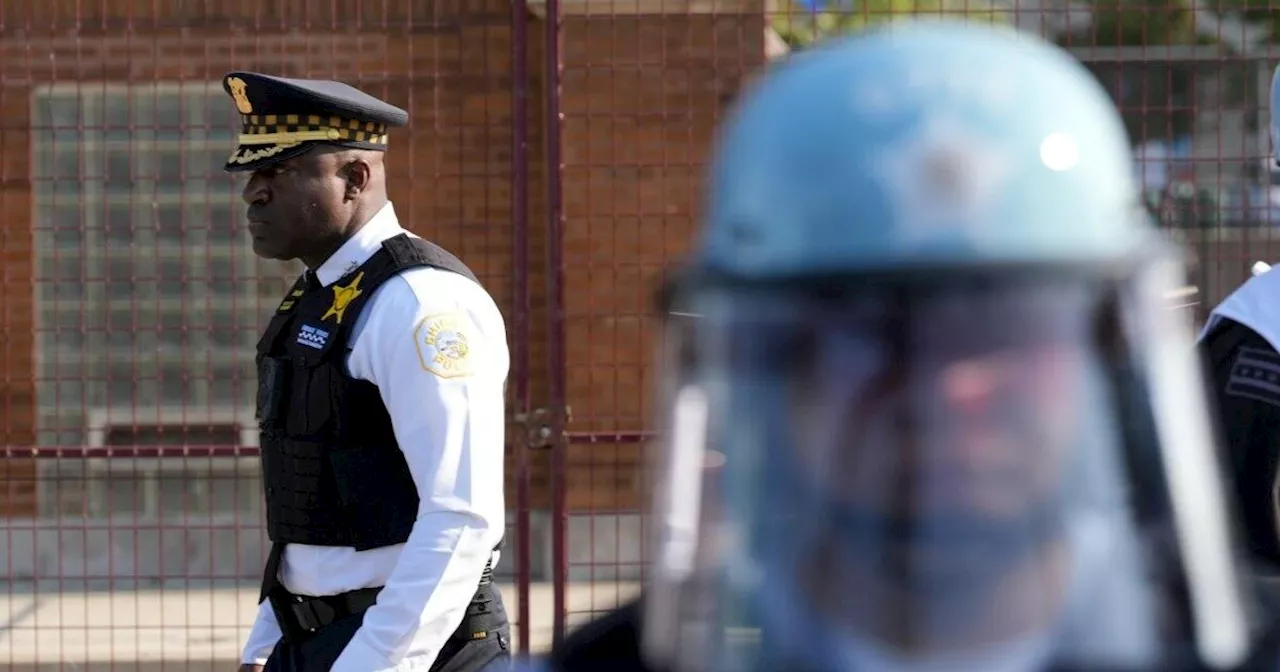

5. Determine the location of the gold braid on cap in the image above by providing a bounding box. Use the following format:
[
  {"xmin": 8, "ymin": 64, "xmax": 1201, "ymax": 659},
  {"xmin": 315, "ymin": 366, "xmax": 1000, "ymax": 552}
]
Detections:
[{"xmin": 238, "ymin": 114, "xmax": 389, "ymax": 145}]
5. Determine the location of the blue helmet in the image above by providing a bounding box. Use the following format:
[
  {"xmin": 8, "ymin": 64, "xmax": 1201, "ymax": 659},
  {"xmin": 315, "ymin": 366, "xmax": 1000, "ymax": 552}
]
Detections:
[
  {"xmin": 699, "ymin": 22, "xmax": 1146, "ymax": 278},
  {"xmin": 642, "ymin": 20, "xmax": 1253, "ymax": 672}
]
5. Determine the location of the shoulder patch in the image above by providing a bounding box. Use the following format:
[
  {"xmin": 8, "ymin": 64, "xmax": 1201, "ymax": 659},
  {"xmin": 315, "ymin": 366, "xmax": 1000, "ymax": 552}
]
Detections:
[
  {"xmin": 1226, "ymin": 346, "xmax": 1280, "ymax": 408},
  {"xmin": 414, "ymin": 311, "xmax": 475, "ymax": 378}
]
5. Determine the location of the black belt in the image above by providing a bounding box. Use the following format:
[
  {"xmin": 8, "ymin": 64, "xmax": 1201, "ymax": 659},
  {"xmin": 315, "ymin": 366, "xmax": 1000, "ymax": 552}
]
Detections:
[
  {"xmin": 274, "ymin": 585, "xmax": 383, "ymax": 635},
  {"xmin": 268, "ymin": 556, "xmax": 502, "ymax": 644}
]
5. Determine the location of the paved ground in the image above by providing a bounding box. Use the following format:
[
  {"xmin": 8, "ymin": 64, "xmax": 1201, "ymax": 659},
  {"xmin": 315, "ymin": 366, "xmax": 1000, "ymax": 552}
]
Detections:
[{"xmin": 0, "ymin": 582, "xmax": 641, "ymax": 670}]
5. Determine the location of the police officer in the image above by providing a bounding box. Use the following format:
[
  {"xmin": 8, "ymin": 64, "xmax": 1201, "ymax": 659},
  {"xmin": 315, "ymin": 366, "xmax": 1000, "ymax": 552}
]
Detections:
[
  {"xmin": 538, "ymin": 22, "xmax": 1277, "ymax": 672},
  {"xmin": 224, "ymin": 73, "xmax": 510, "ymax": 672},
  {"xmin": 1197, "ymin": 64, "xmax": 1280, "ymax": 574}
]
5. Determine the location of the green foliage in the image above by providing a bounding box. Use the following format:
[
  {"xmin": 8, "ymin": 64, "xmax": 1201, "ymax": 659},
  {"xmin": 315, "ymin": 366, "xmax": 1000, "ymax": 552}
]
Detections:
[
  {"xmin": 1211, "ymin": 0, "xmax": 1280, "ymax": 42},
  {"xmin": 771, "ymin": 0, "xmax": 1010, "ymax": 50},
  {"xmin": 1076, "ymin": 0, "xmax": 1199, "ymax": 46},
  {"xmin": 1076, "ymin": 0, "xmax": 1280, "ymax": 47},
  {"xmin": 771, "ymin": 0, "xmax": 1279, "ymax": 49}
]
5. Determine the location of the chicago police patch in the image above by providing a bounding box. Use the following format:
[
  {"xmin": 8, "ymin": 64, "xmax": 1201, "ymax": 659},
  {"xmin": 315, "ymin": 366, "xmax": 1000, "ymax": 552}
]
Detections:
[
  {"xmin": 1226, "ymin": 346, "xmax": 1280, "ymax": 408},
  {"xmin": 414, "ymin": 312, "xmax": 474, "ymax": 378},
  {"xmin": 296, "ymin": 324, "xmax": 330, "ymax": 350}
]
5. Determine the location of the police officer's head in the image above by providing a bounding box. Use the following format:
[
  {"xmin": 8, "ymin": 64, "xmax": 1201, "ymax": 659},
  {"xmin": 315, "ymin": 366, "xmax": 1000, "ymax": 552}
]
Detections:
[
  {"xmin": 641, "ymin": 21, "xmax": 1255, "ymax": 672},
  {"xmin": 220, "ymin": 73, "xmax": 408, "ymax": 266}
]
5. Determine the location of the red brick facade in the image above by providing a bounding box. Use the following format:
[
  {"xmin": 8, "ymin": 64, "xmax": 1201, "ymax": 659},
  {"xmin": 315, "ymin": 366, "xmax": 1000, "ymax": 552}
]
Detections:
[{"xmin": 0, "ymin": 1, "xmax": 767, "ymax": 515}]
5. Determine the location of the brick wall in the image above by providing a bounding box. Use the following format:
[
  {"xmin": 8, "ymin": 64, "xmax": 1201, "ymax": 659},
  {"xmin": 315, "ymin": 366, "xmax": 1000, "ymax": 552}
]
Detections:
[
  {"xmin": 0, "ymin": 30, "xmax": 36, "ymax": 516},
  {"xmin": 0, "ymin": 0, "xmax": 765, "ymax": 516},
  {"xmin": 555, "ymin": 12, "xmax": 765, "ymax": 512}
]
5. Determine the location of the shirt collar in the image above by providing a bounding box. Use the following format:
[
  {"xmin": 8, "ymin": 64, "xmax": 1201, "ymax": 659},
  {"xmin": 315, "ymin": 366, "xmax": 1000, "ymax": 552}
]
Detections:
[{"xmin": 314, "ymin": 201, "xmax": 403, "ymax": 287}]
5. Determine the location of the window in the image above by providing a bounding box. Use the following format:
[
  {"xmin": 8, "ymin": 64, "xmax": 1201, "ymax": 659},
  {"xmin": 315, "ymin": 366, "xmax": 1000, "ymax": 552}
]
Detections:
[
  {"xmin": 32, "ymin": 83, "xmax": 278, "ymax": 519},
  {"xmin": 44, "ymin": 409, "xmax": 265, "ymax": 521}
]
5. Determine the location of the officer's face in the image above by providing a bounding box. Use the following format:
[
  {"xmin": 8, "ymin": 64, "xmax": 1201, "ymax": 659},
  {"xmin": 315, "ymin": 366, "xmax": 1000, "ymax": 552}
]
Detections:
[
  {"xmin": 787, "ymin": 300, "xmax": 1085, "ymax": 572},
  {"xmin": 793, "ymin": 340, "xmax": 1078, "ymax": 525},
  {"xmin": 241, "ymin": 147, "xmax": 353, "ymax": 264},
  {"xmin": 694, "ymin": 282, "xmax": 1099, "ymax": 594}
]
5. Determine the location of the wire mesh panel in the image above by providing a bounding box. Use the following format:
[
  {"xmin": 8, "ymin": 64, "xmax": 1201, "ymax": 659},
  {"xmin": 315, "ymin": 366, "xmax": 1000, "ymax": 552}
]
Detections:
[
  {"xmin": 0, "ymin": 0, "xmax": 529, "ymax": 667},
  {"xmin": 1066, "ymin": 33, "xmax": 1277, "ymax": 325}
]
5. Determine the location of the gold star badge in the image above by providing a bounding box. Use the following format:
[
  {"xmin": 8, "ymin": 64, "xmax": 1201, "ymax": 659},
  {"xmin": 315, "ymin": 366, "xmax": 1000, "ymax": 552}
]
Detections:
[{"xmin": 322, "ymin": 272, "xmax": 364, "ymax": 324}]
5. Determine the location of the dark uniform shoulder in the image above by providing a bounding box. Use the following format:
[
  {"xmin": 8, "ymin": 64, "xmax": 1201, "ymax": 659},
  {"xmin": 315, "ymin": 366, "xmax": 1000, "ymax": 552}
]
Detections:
[
  {"xmin": 1200, "ymin": 316, "xmax": 1280, "ymax": 568},
  {"xmin": 1201, "ymin": 318, "xmax": 1274, "ymax": 366},
  {"xmin": 1199, "ymin": 316, "xmax": 1280, "ymax": 424},
  {"xmin": 546, "ymin": 599, "xmax": 656, "ymax": 672},
  {"xmin": 1202, "ymin": 316, "xmax": 1280, "ymax": 413}
]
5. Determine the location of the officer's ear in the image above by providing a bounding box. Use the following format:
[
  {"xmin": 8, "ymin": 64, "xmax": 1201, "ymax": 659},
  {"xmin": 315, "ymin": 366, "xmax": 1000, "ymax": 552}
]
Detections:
[{"xmin": 339, "ymin": 155, "xmax": 374, "ymax": 200}]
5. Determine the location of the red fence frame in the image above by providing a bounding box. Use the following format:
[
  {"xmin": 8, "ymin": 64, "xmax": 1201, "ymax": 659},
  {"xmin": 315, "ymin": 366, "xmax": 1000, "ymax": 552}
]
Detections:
[{"xmin": 544, "ymin": 0, "xmax": 568, "ymax": 649}]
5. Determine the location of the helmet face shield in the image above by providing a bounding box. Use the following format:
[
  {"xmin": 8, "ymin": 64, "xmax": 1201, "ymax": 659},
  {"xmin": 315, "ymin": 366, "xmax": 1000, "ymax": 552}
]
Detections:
[
  {"xmin": 1271, "ymin": 64, "xmax": 1280, "ymax": 166},
  {"xmin": 642, "ymin": 267, "xmax": 1252, "ymax": 672}
]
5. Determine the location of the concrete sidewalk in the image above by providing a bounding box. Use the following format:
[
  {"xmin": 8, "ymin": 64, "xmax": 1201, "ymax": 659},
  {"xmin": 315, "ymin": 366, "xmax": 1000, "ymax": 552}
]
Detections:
[{"xmin": 0, "ymin": 582, "xmax": 640, "ymax": 671}]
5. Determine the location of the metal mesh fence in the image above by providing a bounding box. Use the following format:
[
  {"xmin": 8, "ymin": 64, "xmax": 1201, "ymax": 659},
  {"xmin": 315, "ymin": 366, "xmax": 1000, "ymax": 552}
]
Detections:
[{"xmin": 0, "ymin": 0, "xmax": 1274, "ymax": 668}]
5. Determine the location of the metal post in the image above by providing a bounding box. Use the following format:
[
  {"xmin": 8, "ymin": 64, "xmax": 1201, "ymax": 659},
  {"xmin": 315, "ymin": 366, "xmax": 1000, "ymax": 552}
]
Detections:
[
  {"xmin": 543, "ymin": 0, "xmax": 568, "ymax": 648},
  {"xmin": 510, "ymin": 0, "xmax": 533, "ymax": 655}
]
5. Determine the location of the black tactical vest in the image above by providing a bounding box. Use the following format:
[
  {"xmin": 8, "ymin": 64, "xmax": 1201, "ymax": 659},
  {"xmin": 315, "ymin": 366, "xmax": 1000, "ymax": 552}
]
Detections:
[{"xmin": 255, "ymin": 233, "xmax": 480, "ymax": 551}]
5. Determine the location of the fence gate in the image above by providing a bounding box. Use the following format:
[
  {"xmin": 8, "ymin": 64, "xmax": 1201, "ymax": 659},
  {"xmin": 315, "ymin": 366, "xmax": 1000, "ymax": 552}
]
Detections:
[{"xmin": 517, "ymin": 0, "xmax": 770, "ymax": 651}]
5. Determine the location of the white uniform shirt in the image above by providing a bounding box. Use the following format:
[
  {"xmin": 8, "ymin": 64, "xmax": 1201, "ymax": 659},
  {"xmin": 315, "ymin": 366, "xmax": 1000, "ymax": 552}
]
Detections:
[
  {"xmin": 1198, "ymin": 264, "xmax": 1280, "ymax": 351},
  {"xmin": 240, "ymin": 202, "xmax": 509, "ymax": 671}
]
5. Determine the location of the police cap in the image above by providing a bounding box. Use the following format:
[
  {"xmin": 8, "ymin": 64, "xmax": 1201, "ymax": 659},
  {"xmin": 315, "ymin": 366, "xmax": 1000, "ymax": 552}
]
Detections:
[{"xmin": 221, "ymin": 71, "xmax": 409, "ymax": 172}]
